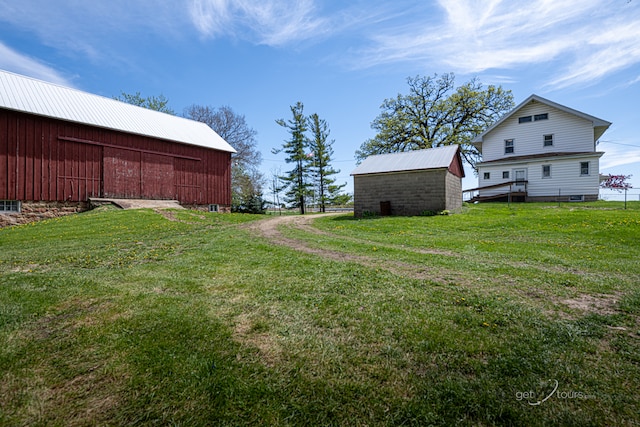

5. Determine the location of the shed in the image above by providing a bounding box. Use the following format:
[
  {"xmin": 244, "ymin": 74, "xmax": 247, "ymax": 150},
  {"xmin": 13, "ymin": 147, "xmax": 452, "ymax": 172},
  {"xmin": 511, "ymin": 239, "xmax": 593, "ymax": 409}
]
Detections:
[
  {"xmin": 351, "ymin": 145, "xmax": 465, "ymax": 217},
  {"xmin": 0, "ymin": 70, "xmax": 236, "ymax": 217}
]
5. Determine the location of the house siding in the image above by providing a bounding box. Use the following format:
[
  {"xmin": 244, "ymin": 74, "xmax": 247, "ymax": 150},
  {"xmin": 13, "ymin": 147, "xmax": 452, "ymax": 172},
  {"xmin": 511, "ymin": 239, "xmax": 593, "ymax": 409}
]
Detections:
[
  {"xmin": 481, "ymin": 102, "xmax": 595, "ymax": 162},
  {"xmin": 478, "ymin": 154, "xmax": 601, "ymax": 199},
  {"xmin": 354, "ymin": 169, "xmax": 461, "ymax": 217}
]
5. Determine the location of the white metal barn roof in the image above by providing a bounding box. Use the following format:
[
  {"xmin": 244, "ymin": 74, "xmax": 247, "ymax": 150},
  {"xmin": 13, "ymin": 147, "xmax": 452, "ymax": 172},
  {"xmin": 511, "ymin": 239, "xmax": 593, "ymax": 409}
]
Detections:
[
  {"xmin": 0, "ymin": 69, "xmax": 236, "ymax": 153},
  {"xmin": 351, "ymin": 145, "xmax": 460, "ymax": 176}
]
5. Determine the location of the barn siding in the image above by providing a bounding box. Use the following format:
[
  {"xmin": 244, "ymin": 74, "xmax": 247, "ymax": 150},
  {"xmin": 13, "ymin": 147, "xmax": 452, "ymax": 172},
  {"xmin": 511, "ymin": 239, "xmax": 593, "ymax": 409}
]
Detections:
[{"xmin": 0, "ymin": 109, "xmax": 231, "ymax": 206}]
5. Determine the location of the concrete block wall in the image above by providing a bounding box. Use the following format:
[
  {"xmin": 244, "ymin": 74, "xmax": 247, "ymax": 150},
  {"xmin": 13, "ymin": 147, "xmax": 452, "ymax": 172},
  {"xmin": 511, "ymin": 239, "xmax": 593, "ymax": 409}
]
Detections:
[
  {"xmin": 354, "ymin": 169, "xmax": 462, "ymax": 217},
  {"xmin": 445, "ymin": 171, "xmax": 463, "ymax": 211}
]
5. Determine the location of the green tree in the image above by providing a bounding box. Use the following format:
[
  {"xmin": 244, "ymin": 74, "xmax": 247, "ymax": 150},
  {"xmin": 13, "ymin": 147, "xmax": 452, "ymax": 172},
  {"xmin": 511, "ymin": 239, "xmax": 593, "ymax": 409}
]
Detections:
[
  {"xmin": 184, "ymin": 105, "xmax": 265, "ymax": 213},
  {"xmin": 308, "ymin": 113, "xmax": 346, "ymax": 212},
  {"xmin": 356, "ymin": 73, "xmax": 514, "ymax": 170},
  {"xmin": 275, "ymin": 102, "xmax": 311, "ymax": 214},
  {"xmin": 232, "ymin": 166, "xmax": 267, "ymax": 214},
  {"xmin": 114, "ymin": 91, "xmax": 175, "ymax": 114}
]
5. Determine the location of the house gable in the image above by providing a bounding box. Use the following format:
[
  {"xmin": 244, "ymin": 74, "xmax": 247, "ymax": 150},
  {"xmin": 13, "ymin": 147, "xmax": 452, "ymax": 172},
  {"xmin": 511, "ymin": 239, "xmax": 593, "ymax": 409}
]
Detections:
[{"xmin": 475, "ymin": 96, "xmax": 610, "ymax": 163}]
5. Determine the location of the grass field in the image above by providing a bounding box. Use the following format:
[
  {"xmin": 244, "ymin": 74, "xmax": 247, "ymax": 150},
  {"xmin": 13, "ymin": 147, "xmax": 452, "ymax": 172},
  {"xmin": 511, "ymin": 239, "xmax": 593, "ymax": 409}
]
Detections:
[{"xmin": 1, "ymin": 202, "xmax": 639, "ymax": 426}]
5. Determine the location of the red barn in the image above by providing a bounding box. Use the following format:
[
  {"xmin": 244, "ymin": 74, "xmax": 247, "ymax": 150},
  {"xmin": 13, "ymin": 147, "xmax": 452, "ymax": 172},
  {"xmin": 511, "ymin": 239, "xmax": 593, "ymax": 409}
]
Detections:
[{"xmin": 0, "ymin": 70, "xmax": 235, "ymax": 219}]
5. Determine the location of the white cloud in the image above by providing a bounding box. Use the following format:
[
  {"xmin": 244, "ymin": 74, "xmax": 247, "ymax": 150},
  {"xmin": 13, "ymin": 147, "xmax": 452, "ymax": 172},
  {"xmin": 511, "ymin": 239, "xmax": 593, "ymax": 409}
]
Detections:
[
  {"xmin": 188, "ymin": 0, "xmax": 330, "ymax": 46},
  {"xmin": 0, "ymin": 42, "xmax": 73, "ymax": 86},
  {"xmin": 600, "ymin": 145, "xmax": 640, "ymax": 170},
  {"xmin": 0, "ymin": 1, "xmax": 190, "ymax": 61},
  {"xmin": 189, "ymin": 0, "xmax": 233, "ymax": 38},
  {"xmin": 547, "ymin": 19, "xmax": 640, "ymax": 89},
  {"xmin": 358, "ymin": 0, "xmax": 640, "ymax": 89}
]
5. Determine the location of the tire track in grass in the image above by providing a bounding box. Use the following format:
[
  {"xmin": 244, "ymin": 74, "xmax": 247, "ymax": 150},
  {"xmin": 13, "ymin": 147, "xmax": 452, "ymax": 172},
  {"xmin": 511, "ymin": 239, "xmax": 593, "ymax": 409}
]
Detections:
[
  {"xmin": 243, "ymin": 215, "xmax": 633, "ymax": 319},
  {"xmin": 244, "ymin": 214, "xmax": 460, "ymax": 283}
]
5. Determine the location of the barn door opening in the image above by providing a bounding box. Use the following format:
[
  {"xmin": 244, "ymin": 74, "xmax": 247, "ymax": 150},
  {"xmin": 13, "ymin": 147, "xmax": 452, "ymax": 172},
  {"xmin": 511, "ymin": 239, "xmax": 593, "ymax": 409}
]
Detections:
[
  {"xmin": 103, "ymin": 147, "xmax": 141, "ymax": 198},
  {"xmin": 141, "ymin": 153, "xmax": 174, "ymax": 199},
  {"xmin": 58, "ymin": 140, "xmax": 102, "ymax": 201}
]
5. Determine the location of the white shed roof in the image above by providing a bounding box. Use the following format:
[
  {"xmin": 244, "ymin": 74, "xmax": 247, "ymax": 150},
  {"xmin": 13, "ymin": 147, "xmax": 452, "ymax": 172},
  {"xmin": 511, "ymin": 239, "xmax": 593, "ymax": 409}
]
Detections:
[
  {"xmin": 351, "ymin": 145, "xmax": 460, "ymax": 175},
  {"xmin": 0, "ymin": 69, "xmax": 235, "ymax": 153}
]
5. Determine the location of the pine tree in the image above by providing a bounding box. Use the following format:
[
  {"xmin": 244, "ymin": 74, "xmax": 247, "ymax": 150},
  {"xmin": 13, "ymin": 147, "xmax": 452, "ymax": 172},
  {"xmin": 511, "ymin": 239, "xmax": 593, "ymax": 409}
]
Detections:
[
  {"xmin": 275, "ymin": 102, "xmax": 312, "ymax": 214},
  {"xmin": 308, "ymin": 113, "xmax": 346, "ymax": 212}
]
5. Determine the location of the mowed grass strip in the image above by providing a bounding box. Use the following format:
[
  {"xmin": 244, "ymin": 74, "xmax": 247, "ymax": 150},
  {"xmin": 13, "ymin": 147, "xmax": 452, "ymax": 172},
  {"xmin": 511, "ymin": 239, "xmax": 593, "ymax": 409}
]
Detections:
[{"xmin": 0, "ymin": 203, "xmax": 639, "ymax": 426}]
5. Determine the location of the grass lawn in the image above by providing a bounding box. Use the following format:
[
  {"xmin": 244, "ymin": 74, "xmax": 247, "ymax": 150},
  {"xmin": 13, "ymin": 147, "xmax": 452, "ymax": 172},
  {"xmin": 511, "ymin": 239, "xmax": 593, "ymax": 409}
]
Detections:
[{"xmin": 1, "ymin": 202, "xmax": 639, "ymax": 426}]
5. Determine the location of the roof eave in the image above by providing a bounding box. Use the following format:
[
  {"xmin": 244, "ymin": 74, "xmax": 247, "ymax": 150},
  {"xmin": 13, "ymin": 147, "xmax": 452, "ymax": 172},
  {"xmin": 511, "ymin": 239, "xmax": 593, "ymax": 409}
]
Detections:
[
  {"xmin": 351, "ymin": 166, "xmax": 449, "ymax": 177},
  {"xmin": 477, "ymin": 151, "xmax": 605, "ymax": 167}
]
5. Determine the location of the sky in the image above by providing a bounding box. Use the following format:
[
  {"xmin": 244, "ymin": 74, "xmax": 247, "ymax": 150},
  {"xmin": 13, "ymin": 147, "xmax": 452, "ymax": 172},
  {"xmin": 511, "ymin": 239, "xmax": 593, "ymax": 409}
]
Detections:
[{"xmin": 1, "ymin": 0, "xmax": 640, "ymax": 201}]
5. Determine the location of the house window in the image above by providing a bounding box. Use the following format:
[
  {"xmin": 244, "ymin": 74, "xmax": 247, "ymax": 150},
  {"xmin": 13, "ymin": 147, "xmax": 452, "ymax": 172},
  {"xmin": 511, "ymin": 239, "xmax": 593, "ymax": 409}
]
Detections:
[
  {"xmin": 0, "ymin": 200, "xmax": 20, "ymax": 213},
  {"xmin": 580, "ymin": 162, "xmax": 590, "ymax": 176},
  {"xmin": 518, "ymin": 116, "xmax": 532, "ymax": 123},
  {"xmin": 483, "ymin": 172, "xmax": 490, "ymax": 180},
  {"xmin": 534, "ymin": 113, "xmax": 548, "ymax": 121},
  {"xmin": 502, "ymin": 171, "xmax": 509, "ymax": 179},
  {"xmin": 542, "ymin": 165, "xmax": 551, "ymax": 178},
  {"xmin": 543, "ymin": 134, "xmax": 553, "ymax": 147},
  {"xmin": 505, "ymin": 139, "xmax": 514, "ymax": 154}
]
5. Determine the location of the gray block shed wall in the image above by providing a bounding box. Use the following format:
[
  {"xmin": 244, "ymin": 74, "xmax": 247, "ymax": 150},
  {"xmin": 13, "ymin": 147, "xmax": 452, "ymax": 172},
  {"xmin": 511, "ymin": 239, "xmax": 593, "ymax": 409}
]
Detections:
[{"xmin": 353, "ymin": 169, "xmax": 462, "ymax": 217}]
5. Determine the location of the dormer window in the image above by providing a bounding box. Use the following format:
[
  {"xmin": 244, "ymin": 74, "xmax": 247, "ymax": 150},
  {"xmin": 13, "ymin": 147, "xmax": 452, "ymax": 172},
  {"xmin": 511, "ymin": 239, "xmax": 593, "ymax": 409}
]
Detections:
[
  {"xmin": 534, "ymin": 113, "xmax": 548, "ymax": 121},
  {"xmin": 504, "ymin": 139, "xmax": 514, "ymax": 154}
]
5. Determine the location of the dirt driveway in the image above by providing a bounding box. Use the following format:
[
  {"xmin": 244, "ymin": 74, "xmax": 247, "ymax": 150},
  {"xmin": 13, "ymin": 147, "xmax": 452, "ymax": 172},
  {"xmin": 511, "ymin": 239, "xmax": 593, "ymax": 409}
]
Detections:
[
  {"xmin": 245, "ymin": 213, "xmax": 350, "ymax": 261},
  {"xmin": 244, "ymin": 213, "xmax": 454, "ymax": 281}
]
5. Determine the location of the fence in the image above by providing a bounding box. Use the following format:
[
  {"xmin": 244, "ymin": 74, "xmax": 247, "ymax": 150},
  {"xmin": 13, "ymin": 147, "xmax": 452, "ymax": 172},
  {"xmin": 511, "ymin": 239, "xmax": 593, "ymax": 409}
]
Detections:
[{"xmin": 599, "ymin": 190, "xmax": 640, "ymax": 202}]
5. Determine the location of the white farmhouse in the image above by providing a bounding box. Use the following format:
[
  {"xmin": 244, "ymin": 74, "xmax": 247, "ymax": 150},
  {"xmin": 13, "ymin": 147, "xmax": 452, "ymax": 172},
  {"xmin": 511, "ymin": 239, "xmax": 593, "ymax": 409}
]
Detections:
[{"xmin": 471, "ymin": 94, "xmax": 611, "ymax": 202}]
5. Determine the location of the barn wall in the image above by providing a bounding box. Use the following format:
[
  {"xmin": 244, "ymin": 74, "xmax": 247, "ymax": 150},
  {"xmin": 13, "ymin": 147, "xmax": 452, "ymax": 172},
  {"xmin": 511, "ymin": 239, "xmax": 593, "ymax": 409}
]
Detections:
[
  {"xmin": 353, "ymin": 169, "xmax": 462, "ymax": 217},
  {"xmin": 0, "ymin": 110, "xmax": 231, "ymax": 206}
]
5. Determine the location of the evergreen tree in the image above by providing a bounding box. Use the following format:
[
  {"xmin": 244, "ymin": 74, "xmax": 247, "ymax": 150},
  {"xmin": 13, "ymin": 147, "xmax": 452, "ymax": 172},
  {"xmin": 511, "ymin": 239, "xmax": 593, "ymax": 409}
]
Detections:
[
  {"xmin": 275, "ymin": 102, "xmax": 312, "ymax": 214},
  {"xmin": 308, "ymin": 113, "xmax": 346, "ymax": 212},
  {"xmin": 231, "ymin": 165, "xmax": 267, "ymax": 214}
]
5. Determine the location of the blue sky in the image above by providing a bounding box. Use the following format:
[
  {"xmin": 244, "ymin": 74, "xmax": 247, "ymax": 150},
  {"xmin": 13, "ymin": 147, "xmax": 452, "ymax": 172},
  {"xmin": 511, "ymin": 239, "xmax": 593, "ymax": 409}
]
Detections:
[{"xmin": 1, "ymin": 0, "xmax": 640, "ymax": 199}]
